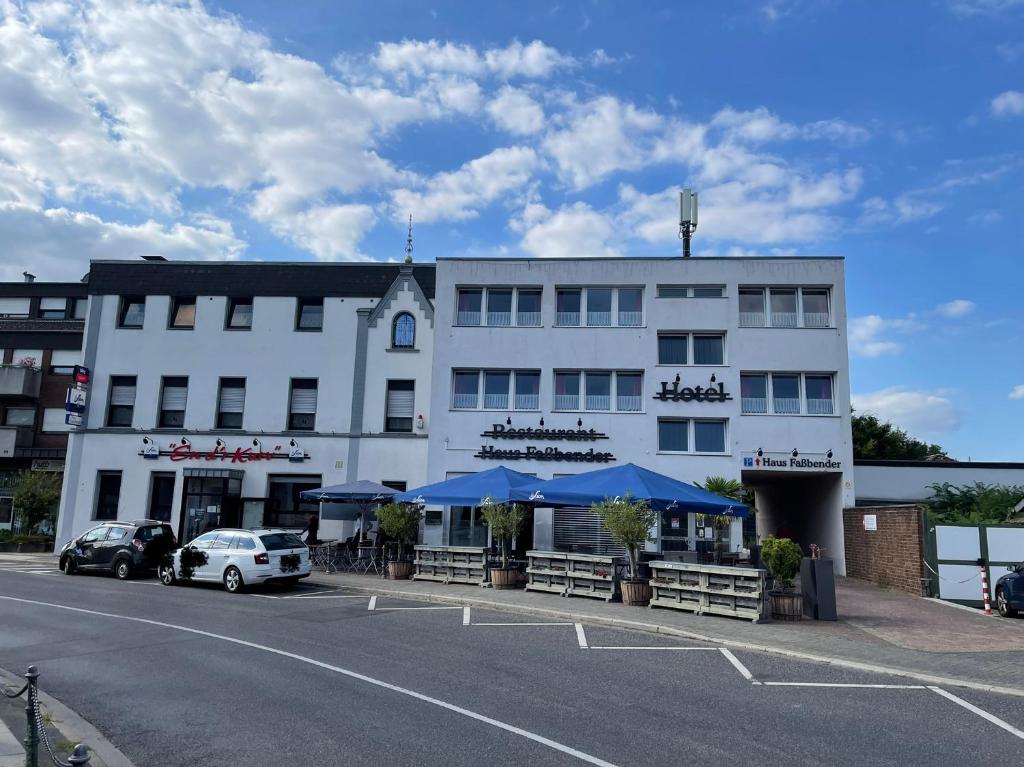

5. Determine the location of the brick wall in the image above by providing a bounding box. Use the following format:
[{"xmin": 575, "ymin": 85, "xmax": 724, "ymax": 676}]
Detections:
[{"xmin": 843, "ymin": 505, "xmax": 926, "ymax": 596}]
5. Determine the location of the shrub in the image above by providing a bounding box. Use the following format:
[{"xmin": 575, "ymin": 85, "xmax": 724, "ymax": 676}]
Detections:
[
  {"xmin": 761, "ymin": 537, "xmax": 803, "ymax": 590},
  {"xmin": 479, "ymin": 501, "xmax": 526, "ymax": 569},
  {"xmin": 12, "ymin": 471, "xmax": 63, "ymax": 535},
  {"xmin": 592, "ymin": 495, "xmax": 657, "ymax": 581},
  {"xmin": 375, "ymin": 503, "xmax": 422, "ymax": 560}
]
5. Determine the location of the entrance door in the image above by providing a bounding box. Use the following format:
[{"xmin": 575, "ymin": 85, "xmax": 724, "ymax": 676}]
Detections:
[
  {"xmin": 180, "ymin": 475, "xmax": 243, "ymax": 543},
  {"xmin": 240, "ymin": 498, "xmax": 268, "ymax": 529}
]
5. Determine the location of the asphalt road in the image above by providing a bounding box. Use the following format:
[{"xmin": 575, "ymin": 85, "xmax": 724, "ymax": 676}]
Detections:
[{"xmin": 2, "ymin": 565, "xmax": 1023, "ymax": 767}]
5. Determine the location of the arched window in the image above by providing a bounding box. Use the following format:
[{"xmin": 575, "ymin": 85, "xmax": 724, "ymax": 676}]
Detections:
[{"xmin": 392, "ymin": 312, "xmax": 415, "ymax": 349}]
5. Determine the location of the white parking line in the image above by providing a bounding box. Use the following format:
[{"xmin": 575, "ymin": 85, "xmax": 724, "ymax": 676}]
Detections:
[
  {"xmin": 367, "ymin": 595, "xmax": 377, "ymax": 611},
  {"xmin": 589, "ymin": 646, "xmax": 719, "ymax": 651},
  {"xmin": 374, "ymin": 606, "xmax": 462, "ymax": 611},
  {"xmin": 719, "ymin": 648, "xmax": 760, "ymax": 685},
  {"xmin": 0, "ymin": 595, "xmax": 619, "ymax": 767},
  {"xmin": 575, "ymin": 623, "xmax": 588, "ymax": 649},
  {"xmin": 463, "ymin": 606, "xmax": 471, "ymax": 626},
  {"xmin": 929, "ymin": 686, "xmax": 1024, "ymax": 740},
  {"xmin": 473, "ymin": 622, "xmax": 576, "ymax": 627},
  {"xmin": 284, "ymin": 594, "xmax": 369, "ymax": 600},
  {"xmin": 763, "ymin": 683, "xmax": 926, "ymax": 689}
]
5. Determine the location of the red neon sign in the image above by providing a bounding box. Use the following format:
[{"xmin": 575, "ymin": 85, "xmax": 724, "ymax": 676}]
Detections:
[{"xmin": 169, "ymin": 444, "xmax": 281, "ymax": 463}]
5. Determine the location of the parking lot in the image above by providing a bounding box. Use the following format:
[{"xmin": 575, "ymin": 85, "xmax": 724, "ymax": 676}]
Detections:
[{"xmin": 2, "ymin": 563, "xmax": 1023, "ymax": 766}]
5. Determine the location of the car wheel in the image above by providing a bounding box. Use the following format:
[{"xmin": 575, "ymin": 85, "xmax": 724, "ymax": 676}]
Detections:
[
  {"xmin": 223, "ymin": 566, "xmax": 244, "ymax": 594},
  {"xmin": 158, "ymin": 563, "xmax": 176, "ymax": 586},
  {"xmin": 114, "ymin": 558, "xmax": 133, "ymax": 581},
  {"xmin": 996, "ymin": 588, "xmax": 1018, "ymax": 618},
  {"xmin": 61, "ymin": 556, "xmax": 77, "ymax": 575}
]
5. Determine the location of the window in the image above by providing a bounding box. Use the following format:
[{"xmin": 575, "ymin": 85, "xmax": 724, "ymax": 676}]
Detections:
[
  {"xmin": 483, "ymin": 371, "xmax": 510, "ymax": 409},
  {"xmin": 802, "ymin": 289, "xmax": 830, "ymax": 328},
  {"xmin": 514, "ymin": 371, "xmax": 540, "ymax": 410},
  {"xmin": 694, "ymin": 420, "xmax": 727, "ymax": 453},
  {"xmin": 658, "ymin": 334, "xmax": 688, "ymax": 365},
  {"xmin": 217, "ymin": 378, "xmax": 246, "ymax": 429},
  {"xmin": 657, "ymin": 285, "xmax": 725, "ymax": 299},
  {"xmin": 740, "ymin": 374, "xmax": 768, "ymax": 414},
  {"xmin": 618, "ymin": 288, "xmax": 643, "ymax": 327},
  {"xmin": 0, "ymin": 497, "xmax": 11, "ymax": 525},
  {"xmin": 169, "ymin": 297, "xmax": 196, "ymax": 329},
  {"xmin": 107, "ymin": 376, "xmax": 136, "ymax": 427},
  {"xmin": 585, "ymin": 372, "xmax": 611, "ymax": 410},
  {"xmin": 555, "ymin": 289, "xmax": 581, "ymax": 326},
  {"xmin": 657, "ymin": 285, "xmax": 688, "ymax": 298},
  {"xmin": 587, "ymin": 288, "xmax": 612, "ymax": 327},
  {"xmin": 49, "ymin": 350, "xmax": 79, "ymax": 375},
  {"xmin": 516, "ymin": 290, "xmax": 542, "ymax": 327},
  {"xmin": 41, "ymin": 408, "xmax": 72, "ymax": 433},
  {"xmin": 39, "ymin": 298, "xmax": 67, "ymax": 319},
  {"xmin": 118, "ymin": 296, "xmax": 145, "ymax": 328},
  {"xmin": 296, "ymin": 298, "xmax": 323, "ymax": 331},
  {"xmin": 266, "ymin": 475, "xmax": 322, "ymax": 528},
  {"xmin": 738, "ymin": 289, "xmax": 765, "ymax": 327},
  {"xmin": 288, "ymin": 379, "xmax": 318, "ymax": 430},
  {"xmin": 392, "ymin": 313, "xmax": 415, "ymax": 348},
  {"xmin": 616, "ymin": 372, "xmax": 642, "ymax": 412},
  {"xmin": 554, "ymin": 372, "xmax": 580, "ymax": 410},
  {"xmin": 71, "ymin": 298, "xmax": 87, "ymax": 320},
  {"xmin": 381, "ymin": 480, "xmax": 407, "ymax": 492},
  {"xmin": 771, "ymin": 374, "xmax": 801, "ymax": 414},
  {"xmin": 81, "ymin": 526, "xmax": 107, "ymax": 543},
  {"xmin": 805, "ymin": 375, "xmax": 835, "ymax": 415},
  {"xmin": 769, "ymin": 289, "xmax": 798, "ymax": 328},
  {"xmin": 3, "ymin": 408, "xmax": 34, "ymax": 427},
  {"xmin": 486, "ymin": 290, "xmax": 513, "ymax": 327},
  {"xmin": 226, "ymin": 298, "xmax": 253, "ymax": 330},
  {"xmin": 453, "ymin": 371, "xmax": 480, "ymax": 409},
  {"xmin": 158, "ymin": 377, "xmax": 188, "ymax": 427},
  {"xmin": 385, "ymin": 380, "xmax": 415, "ymax": 432},
  {"xmin": 148, "ymin": 473, "xmax": 175, "ymax": 522},
  {"xmin": 95, "ymin": 472, "xmax": 122, "ymax": 521},
  {"xmin": 692, "ymin": 286, "xmax": 725, "ymax": 298},
  {"xmin": 456, "ymin": 289, "xmax": 482, "ymax": 326},
  {"xmin": 692, "ymin": 334, "xmax": 724, "ymax": 365},
  {"xmin": 658, "ymin": 419, "xmax": 688, "ymax": 452}
]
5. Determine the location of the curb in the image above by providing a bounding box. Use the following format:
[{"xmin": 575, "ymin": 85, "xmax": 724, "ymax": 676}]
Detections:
[
  {"xmin": 310, "ymin": 575, "xmax": 1024, "ymax": 699},
  {"xmin": 0, "ymin": 667, "xmax": 137, "ymax": 767}
]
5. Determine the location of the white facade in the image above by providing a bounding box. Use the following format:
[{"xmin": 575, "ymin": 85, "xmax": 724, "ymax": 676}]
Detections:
[
  {"xmin": 56, "ymin": 264, "xmax": 434, "ymax": 547},
  {"xmin": 426, "ymin": 257, "xmax": 854, "ymax": 572},
  {"xmin": 855, "ymin": 461, "xmax": 1024, "ymax": 505}
]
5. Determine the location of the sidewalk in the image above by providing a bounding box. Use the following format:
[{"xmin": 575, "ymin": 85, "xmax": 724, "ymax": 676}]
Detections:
[{"xmin": 309, "ymin": 570, "xmax": 1024, "ymax": 696}]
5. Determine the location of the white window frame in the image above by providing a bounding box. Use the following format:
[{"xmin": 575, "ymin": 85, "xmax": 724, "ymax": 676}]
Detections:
[
  {"xmin": 451, "ymin": 369, "xmax": 542, "ymax": 410},
  {"xmin": 656, "ymin": 333, "xmax": 727, "ymax": 366},
  {"xmin": 554, "ymin": 287, "xmax": 644, "ymax": 328},
  {"xmin": 552, "ymin": 370, "xmax": 645, "ymax": 413},
  {"xmin": 739, "ymin": 286, "xmax": 832, "ymax": 328},
  {"xmin": 738, "ymin": 372, "xmax": 837, "ymax": 416},
  {"xmin": 656, "ymin": 285, "xmax": 726, "ymax": 299},
  {"xmin": 656, "ymin": 418, "xmax": 729, "ymax": 455}
]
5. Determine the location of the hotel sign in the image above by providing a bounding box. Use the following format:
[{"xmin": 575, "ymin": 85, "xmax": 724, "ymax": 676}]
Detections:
[
  {"xmin": 742, "ymin": 452, "xmax": 842, "ymax": 471},
  {"xmin": 653, "ymin": 380, "xmax": 732, "ymax": 403},
  {"xmin": 475, "ymin": 445, "xmax": 615, "ymax": 463}
]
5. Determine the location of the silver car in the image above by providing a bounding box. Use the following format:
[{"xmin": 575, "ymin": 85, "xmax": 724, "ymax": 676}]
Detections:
[{"xmin": 158, "ymin": 528, "xmax": 311, "ymax": 593}]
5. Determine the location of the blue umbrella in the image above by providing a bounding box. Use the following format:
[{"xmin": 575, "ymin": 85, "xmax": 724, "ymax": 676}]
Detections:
[
  {"xmin": 395, "ymin": 466, "xmax": 541, "ymax": 506},
  {"xmin": 299, "ymin": 480, "xmax": 398, "ymax": 503},
  {"xmin": 522, "ymin": 463, "xmax": 750, "ymax": 516}
]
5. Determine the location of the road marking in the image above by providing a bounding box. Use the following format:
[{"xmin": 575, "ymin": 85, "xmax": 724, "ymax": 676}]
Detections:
[
  {"xmin": 0, "ymin": 595, "xmax": 619, "ymax": 767},
  {"xmin": 575, "ymin": 623, "xmax": 588, "ymax": 649},
  {"xmin": 473, "ymin": 622, "xmax": 576, "ymax": 627},
  {"xmin": 763, "ymin": 683, "xmax": 926, "ymax": 689},
  {"xmin": 463, "ymin": 606, "xmax": 471, "ymax": 626},
  {"xmin": 284, "ymin": 594, "xmax": 369, "ymax": 600},
  {"xmin": 719, "ymin": 648, "xmax": 760, "ymax": 684},
  {"xmin": 929, "ymin": 686, "xmax": 1024, "ymax": 740},
  {"xmin": 589, "ymin": 646, "xmax": 719, "ymax": 651},
  {"xmin": 374, "ymin": 606, "xmax": 462, "ymax": 611},
  {"xmin": 367, "ymin": 595, "xmax": 377, "ymax": 611}
]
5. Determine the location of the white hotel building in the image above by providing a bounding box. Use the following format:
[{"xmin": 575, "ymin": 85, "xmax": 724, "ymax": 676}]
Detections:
[{"xmin": 56, "ymin": 255, "xmax": 854, "ymax": 572}]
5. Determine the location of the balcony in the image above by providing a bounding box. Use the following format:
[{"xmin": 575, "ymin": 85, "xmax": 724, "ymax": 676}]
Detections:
[
  {"xmin": 0, "ymin": 426, "xmax": 33, "ymax": 458},
  {"xmin": 0, "ymin": 365, "xmax": 41, "ymax": 398}
]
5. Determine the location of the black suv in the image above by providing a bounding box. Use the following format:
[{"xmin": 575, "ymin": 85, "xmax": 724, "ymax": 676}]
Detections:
[{"xmin": 59, "ymin": 520, "xmax": 177, "ymax": 580}]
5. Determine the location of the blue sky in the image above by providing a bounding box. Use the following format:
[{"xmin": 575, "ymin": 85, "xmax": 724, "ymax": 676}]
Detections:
[{"xmin": 1, "ymin": 0, "xmax": 1022, "ymax": 458}]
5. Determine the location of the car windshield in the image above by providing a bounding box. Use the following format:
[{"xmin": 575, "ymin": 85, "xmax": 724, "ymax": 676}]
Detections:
[{"xmin": 260, "ymin": 533, "xmax": 306, "ymax": 551}]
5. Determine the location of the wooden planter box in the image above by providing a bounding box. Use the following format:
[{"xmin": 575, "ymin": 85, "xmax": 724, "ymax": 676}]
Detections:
[
  {"xmin": 525, "ymin": 551, "xmax": 620, "ymax": 601},
  {"xmin": 649, "ymin": 561, "xmax": 766, "ymax": 622},
  {"xmin": 525, "ymin": 551, "xmax": 569, "ymax": 595},
  {"xmin": 412, "ymin": 546, "xmax": 489, "ymax": 585}
]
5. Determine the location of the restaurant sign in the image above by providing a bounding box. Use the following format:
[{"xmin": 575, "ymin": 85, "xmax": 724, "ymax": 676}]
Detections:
[
  {"xmin": 480, "ymin": 424, "xmax": 609, "ymax": 441},
  {"xmin": 474, "ymin": 445, "xmax": 615, "ymax": 463},
  {"xmin": 653, "ymin": 379, "xmax": 732, "ymax": 403},
  {"xmin": 742, "ymin": 452, "xmax": 842, "ymax": 471},
  {"xmin": 139, "ymin": 439, "xmax": 308, "ymax": 463}
]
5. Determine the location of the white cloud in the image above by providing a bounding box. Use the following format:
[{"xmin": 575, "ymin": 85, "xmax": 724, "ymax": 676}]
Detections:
[
  {"xmin": 486, "ymin": 87, "xmax": 545, "ymax": 135},
  {"xmin": 848, "ymin": 314, "xmax": 924, "ymax": 357},
  {"xmin": 263, "ymin": 204, "xmax": 377, "ymax": 262},
  {"xmin": 991, "ymin": 90, "xmax": 1024, "ymax": 116},
  {"xmin": 851, "ymin": 387, "xmax": 960, "ymax": 435},
  {"xmin": 949, "ymin": 0, "xmax": 1024, "ymax": 16},
  {"xmin": 390, "ymin": 147, "xmax": 539, "ymax": 223},
  {"xmin": 710, "ymin": 107, "xmax": 869, "ymax": 145},
  {"xmin": 516, "ymin": 201, "xmax": 619, "ymax": 259},
  {"xmin": 1009, "ymin": 385, "xmax": 1024, "ymax": 400},
  {"xmin": 372, "ymin": 39, "xmax": 574, "ymax": 79},
  {"xmin": 996, "ymin": 42, "xmax": 1024, "ymax": 62},
  {"xmin": 935, "ymin": 299, "xmax": 976, "ymax": 318},
  {"xmin": 0, "ymin": 202, "xmax": 246, "ymax": 280}
]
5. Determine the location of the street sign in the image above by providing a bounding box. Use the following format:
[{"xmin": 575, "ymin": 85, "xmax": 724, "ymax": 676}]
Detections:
[{"xmin": 65, "ymin": 386, "xmax": 87, "ymax": 413}]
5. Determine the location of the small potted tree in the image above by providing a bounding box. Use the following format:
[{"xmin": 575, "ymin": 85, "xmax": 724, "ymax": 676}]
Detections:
[
  {"xmin": 375, "ymin": 502, "xmax": 422, "ymax": 579},
  {"xmin": 761, "ymin": 536, "xmax": 803, "ymax": 621},
  {"xmin": 593, "ymin": 495, "xmax": 657, "ymax": 606},
  {"xmin": 480, "ymin": 500, "xmax": 526, "ymax": 589}
]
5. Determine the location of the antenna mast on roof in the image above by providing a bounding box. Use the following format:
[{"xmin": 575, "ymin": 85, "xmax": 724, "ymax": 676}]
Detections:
[
  {"xmin": 404, "ymin": 215, "xmax": 414, "ymax": 264},
  {"xmin": 678, "ymin": 188, "xmax": 698, "ymax": 258}
]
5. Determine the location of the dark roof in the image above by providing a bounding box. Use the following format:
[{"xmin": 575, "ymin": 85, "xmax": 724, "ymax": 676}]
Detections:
[
  {"xmin": 855, "ymin": 459, "xmax": 1024, "ymax": 470},
  {"xmin": 0, "ymin": 282, "xmax": 89, "ymax": 298},
  {"xmin": 87, "ymin": 261, "xmax": 436, "ymax": 299}
]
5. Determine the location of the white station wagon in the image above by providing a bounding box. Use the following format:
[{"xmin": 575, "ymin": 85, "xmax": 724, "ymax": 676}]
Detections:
[{"xmin": 158, "ymin": 528, "xmax": 311, "ymax": 593}]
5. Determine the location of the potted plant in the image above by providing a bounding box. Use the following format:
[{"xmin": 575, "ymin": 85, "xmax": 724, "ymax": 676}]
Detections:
[
  {"xmin": 374, "ymin": 502, "xmax": 421, "ymax": 579},
  {"xmin": 593, "ymin": 495, "xmax": 657, "ymax": 606},
  {"xmin": 761, "ymin": 536, "xmax": 803, "ymax": 621},
  {"xmin": 479, "ymin": 500, "xmax": 526, "ymax": 589}
]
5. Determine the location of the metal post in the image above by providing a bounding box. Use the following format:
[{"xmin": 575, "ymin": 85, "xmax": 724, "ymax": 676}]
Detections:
[
  {"xmin": 68, "ymin": 745, "xmax": 91, "ymax": 766},
  {"xmin": 24, "ymin": 665, "xmax": 38, "ymax": 767},
  {"xmin": 682, "ymin": 227, "xmax": 691, "ymax": 258},
  {"xmin": 981, "ymin": 565, "xmax": 993, "ymax": 616}
]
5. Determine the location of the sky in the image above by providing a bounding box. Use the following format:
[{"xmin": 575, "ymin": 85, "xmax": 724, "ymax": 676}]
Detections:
[{"xmin": 0, "ymin": 0, "xmax": 1022, "ymax": 459}]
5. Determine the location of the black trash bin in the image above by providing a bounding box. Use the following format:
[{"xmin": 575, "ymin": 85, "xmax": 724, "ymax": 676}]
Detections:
[{"xmin": 800, "ymin": 557, "xmax": 838, "ymax": 621}]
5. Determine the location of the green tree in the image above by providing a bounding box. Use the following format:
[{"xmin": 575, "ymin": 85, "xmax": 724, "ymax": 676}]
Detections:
[
  {"xmin": 375, "ymin": 503, "xmax": 422, "ymax": 559},
  {"xmin": 592, "ymin": 495, "xmax": 657, "ymax": 581},
  {"xmin": 852, "ymin": 414, "xmax": 947, "ymax": 460},
  {"xmin": 12, "ymin": 471, "xmax": 62, "ymax": 535},
  {"xmin": 927, "ymin": 482, "xmax": 1024, "ymax": 525},
  {"xmin": 761, "ymin": 536, "xmax": 803, "ymax": 590},
  {"xmin": 478, "ymin": 501, "xmax": 526, "ymax": 569}
]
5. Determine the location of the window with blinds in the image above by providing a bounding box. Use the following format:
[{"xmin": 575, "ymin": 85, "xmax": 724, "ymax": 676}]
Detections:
[
  {"xmin": 39, "ymin": 297, "xmax": 67, "ymax": 319},
  {"xmin": 158, "ymin": 376, "xmax": 188, "ymax": 428},
  {"xmin": 49, "ymin": 349, "xmax": 80, "ymax": 375},
  {"xmin": 553, "ymin": 508, "xmax": 626, "ymax": 556},
  {"xmin": 385, "ymin": 380, "xmax": 415, "ymax": 432},
  {"xmin": 217, "ymin": 378, "xmax": 246, "ymax": 429},
  {"xmin": 289, "ymin": 379, "xmax": 318, "ymax": 430},
  {"xmin": 107, "ymin": 376, "xmax": 137, "ymax": 427}
]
